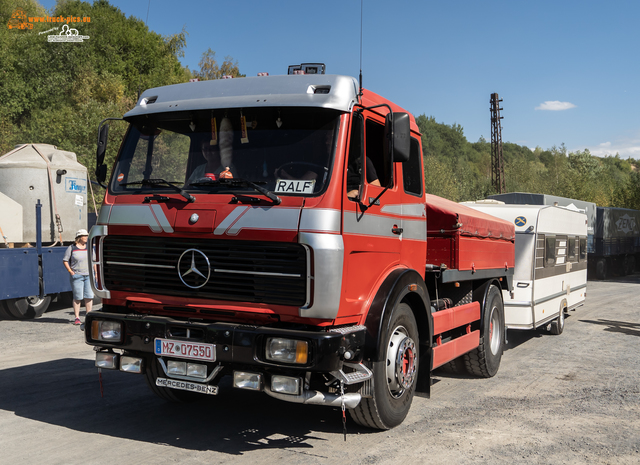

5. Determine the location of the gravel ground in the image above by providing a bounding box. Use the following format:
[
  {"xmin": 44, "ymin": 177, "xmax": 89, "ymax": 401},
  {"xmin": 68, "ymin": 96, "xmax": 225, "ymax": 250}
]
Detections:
[{"xmin": 0, "ymin": 276, "xmax": 638, "ymax": 464}]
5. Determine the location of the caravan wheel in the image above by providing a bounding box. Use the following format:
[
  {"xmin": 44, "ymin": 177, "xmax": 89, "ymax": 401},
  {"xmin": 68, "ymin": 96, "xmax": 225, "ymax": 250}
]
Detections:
[{"xmin": 550, "ymin": 308, "xmax": 565, "ymax": 335}]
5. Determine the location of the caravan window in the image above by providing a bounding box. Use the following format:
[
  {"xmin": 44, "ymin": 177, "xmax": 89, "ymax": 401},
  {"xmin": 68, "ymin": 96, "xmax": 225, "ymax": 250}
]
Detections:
[
  {"xmin": 535, "ymin": 234, "xmax": 545, "ymax": 269},
  {"xmin": 568, "ymin": 237, "xmax": 577, "ymax": 262},
  {"xmin": 556, "ymin": 236, "xmax": 567, "ymax": 265},
  {"xmin": 579, "ymin": 237, "xmax": 587, "ymax": 261},
  {"xmin": 515, "ymin": 233, "xmax": 535, "ymax": 280},
  {"xmin": 545, "ymin": 236, "xmax": 556, "ymax": 267}
]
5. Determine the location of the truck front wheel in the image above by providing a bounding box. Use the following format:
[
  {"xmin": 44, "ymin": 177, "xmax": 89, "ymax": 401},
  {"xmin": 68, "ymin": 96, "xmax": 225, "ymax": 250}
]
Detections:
[
  {"xmin": 464, "ymin": 285, "xmax": 504, "ymax": 378},
  {"xmin": 350, "ymin": 303, "xmax": 419, "ymax": 430}
]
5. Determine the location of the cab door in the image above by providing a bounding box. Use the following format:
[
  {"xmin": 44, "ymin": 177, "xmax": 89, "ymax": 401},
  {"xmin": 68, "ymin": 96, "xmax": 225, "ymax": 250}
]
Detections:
[{"xmin": 341, "ymin": 111, "xmax": 403, "ymax": 316}]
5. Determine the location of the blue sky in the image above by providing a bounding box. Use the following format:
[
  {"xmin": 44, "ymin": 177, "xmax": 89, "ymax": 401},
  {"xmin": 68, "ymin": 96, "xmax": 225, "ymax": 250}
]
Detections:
[{"xmin": 40, "ymin": 0, "xmax": 640, "ymax": 158}]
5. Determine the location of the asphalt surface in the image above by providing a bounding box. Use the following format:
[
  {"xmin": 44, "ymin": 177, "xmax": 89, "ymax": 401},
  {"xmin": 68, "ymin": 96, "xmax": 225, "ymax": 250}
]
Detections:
[{"xmin": 0, "ymin": 276, "xmax": 638, "ymax": 464}]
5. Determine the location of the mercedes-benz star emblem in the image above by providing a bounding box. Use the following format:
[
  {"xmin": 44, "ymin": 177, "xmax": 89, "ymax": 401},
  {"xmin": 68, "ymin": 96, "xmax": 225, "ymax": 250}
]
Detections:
[{"xmin": 177, "ymin": 249, "xmax": 211, "ymax": 289}]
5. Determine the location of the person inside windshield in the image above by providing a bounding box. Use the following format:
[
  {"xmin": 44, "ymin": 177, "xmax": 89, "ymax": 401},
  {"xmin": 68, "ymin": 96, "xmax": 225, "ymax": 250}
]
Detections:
[{"xmin": 187, "ymin": 117, "xmax": 236, "ymax": 184}]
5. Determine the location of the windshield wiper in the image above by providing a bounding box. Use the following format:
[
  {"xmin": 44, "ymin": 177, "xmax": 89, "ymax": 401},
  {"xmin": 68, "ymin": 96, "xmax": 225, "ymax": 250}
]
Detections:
[
  {"xmin": 120, "ymin": 178, "xmax": 195, "ymax": 203},
  {"xmin": 190, "ymin": 177, "xmax": 281, "ymax": 205}
]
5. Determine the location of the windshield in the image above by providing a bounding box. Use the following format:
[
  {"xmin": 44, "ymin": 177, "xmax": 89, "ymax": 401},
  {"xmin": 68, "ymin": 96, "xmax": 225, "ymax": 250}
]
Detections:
[{"xmin": 110, "ymin": 107, "xmax": 340, "ymax": 197}]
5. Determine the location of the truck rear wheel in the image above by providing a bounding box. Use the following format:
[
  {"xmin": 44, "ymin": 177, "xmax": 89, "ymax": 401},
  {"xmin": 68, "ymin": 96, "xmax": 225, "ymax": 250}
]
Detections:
[
  {"xmin": 144, "ymin": 356, "xmax": 200, "ymax": 403},
  {"xmin": 464, "ymin": 285, "xmax": 503, "ymax": 378},
  {"xmin": 350, "ymin": 303, "xmax": 419, "ymax": 430},
  {"xmin": 4, "ymin": 295, "xmax": 51, "ymax": 319}
]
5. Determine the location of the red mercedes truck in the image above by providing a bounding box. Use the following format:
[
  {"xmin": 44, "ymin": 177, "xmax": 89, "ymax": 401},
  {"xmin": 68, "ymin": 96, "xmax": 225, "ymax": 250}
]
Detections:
[{"xmin": 86, "ymin": 64, "xmax": 514, "ymax": 430}]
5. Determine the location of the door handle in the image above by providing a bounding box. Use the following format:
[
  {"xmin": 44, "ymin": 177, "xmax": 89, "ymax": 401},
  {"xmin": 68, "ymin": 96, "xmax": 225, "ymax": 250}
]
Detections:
[{"xmin": 392, "ymin": 225, "xmax": 403, "ymax": 235}]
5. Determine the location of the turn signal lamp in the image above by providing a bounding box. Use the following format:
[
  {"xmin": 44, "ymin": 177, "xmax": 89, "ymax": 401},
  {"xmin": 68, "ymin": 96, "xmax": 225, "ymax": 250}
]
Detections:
[
  {"xmin": 91, "ymin": 320, "xmax": 122, "ymax": 342},
  {"xmin": 265, "ymin": 338, "xmax": 308, "ymax": 364}
]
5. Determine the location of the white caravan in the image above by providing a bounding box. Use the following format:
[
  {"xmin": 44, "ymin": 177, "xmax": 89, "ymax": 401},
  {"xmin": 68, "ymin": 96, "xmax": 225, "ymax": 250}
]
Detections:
[{"xmin": 464, "ymin": 202, "xmax": 588, "ymax": 334}]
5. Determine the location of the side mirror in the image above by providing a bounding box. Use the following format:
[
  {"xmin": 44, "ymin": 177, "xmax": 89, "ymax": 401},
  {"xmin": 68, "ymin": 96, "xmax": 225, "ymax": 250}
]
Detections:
[
  {"xmin": 97, "ymin": 123, "xmax": 109, "ymax": 166},
  {"xmin": 387, "ymin": 112, "xmax": 410, "ymax": 163}
]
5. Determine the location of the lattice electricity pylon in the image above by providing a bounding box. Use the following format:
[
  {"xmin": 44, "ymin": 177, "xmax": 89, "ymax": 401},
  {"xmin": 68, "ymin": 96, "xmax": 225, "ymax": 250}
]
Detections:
[{"xmin": 490, "ymin": 93, "xmax": 506, "ymax": 194}]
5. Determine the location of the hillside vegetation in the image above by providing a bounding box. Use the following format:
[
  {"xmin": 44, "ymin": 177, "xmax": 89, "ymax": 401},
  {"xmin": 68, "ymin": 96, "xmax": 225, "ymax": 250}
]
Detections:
[
  {"xmin": 418, "ymin": 115, "xmax": 640, "ymax": 209},
  {"xmin": 2, "ymin": 0, "xmax": 639, "ymax": 211}
]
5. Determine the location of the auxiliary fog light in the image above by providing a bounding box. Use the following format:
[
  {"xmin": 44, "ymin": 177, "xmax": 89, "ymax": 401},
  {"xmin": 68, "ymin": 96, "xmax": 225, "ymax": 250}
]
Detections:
[
  {"xmin": 91, "ymin": 320, "xmax": 122, "ymax": 342},
  {"xmin": 187, "ymin": 363, "xmax": 207, "ymax": 379},
  {"xmin": 167, "ymin": 360, "xmax": 186, "ymax": 376},
  {"xmin": 120, "ymin": 356, "xmax": 143, "ymax": 373},
  {"xmin": 265, "ymin": 338, "xmax": 308, "ymax": 364},
  {"xmin": 95, "ymin": 352, "xmax": 119, "ymax": 369},
  {"xmin": 271, "ymin": 375, "xmax": 301, "ymax": 395},
  {"xmin": 233, "ymin": 371, "xmax": 262, "ymax": 391}
]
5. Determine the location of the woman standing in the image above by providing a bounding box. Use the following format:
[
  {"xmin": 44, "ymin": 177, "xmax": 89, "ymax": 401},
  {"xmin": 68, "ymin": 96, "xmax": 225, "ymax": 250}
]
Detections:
[{"xmin": 63, "ymin": 229, "xmax": 94, "ymax": 325}]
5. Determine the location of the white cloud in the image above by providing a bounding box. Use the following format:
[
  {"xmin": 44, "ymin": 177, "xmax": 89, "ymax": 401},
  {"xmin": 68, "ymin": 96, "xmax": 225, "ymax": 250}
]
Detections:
[
  {"xmin": 580, "ymin": 138, "xmax": 640, "ymax": 159},
  {"xmin": 535, "ymin": 101, "xmax": 577, "ymax": 111}
]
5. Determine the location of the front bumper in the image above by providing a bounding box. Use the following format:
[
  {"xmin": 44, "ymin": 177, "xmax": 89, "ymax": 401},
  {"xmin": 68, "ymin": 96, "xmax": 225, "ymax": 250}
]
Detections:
[{"xmin": 85, "ymin": 310, "xmax": 365, "ymax": 373}]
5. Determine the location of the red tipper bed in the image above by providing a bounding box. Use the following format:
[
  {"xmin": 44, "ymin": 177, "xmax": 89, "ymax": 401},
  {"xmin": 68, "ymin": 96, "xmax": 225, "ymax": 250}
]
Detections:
[{"xmin": 425, "ymin": 194, "xmax": 515, "ymax": 273}]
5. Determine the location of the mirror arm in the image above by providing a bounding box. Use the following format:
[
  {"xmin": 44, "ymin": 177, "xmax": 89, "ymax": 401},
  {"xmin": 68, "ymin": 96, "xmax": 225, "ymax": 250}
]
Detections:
[{"xmin": 361, "ymin": 185, "xmax": 390, "ymax": 212}]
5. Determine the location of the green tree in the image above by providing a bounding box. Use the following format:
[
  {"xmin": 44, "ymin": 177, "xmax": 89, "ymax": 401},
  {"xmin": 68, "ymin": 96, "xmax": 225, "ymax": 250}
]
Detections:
[{"xmin": 195, "ymin": 48, "xmax": 244, "ymax": 80}]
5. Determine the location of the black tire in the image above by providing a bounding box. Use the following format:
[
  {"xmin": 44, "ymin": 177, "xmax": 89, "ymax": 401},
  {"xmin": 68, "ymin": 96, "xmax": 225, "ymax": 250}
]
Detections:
[
  {"xmin": 550, "ymin": 308, "xmax": 565, "ymax": 335},
  {"xmin": 4, "ymin": 295, "xmax": 52, "ymax": 319},
  {"xmin": 144, "ymin": 356, "xmax": 200, "ymax": 403},
  {"xmin": 350, "ymin": 303, "xmax": 419, "ymax": 430},
  {"xmin": 437, "ymin": 356, "xmax": 467, "ymax": 375},
  {"xmin": 464, "ymin": 285, "xmax": 504, "ymax": 378},
  {"xmin": 0, "ymin": 301, "xmax": 17, "ymax": 320}
]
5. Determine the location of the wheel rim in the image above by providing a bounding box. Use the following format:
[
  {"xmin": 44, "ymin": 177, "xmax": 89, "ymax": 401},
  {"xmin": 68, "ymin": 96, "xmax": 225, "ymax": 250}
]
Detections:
[
  {"xmin": 559, "ymin": 310, "xmax": 565, "ymax": 329},
  {"xmin": 386, "ymin": 325, "xmax": 417, "ymax": 398},
  {"xmin": 488, "ymin": 305, "xmax": 501, "ymax": 355},
  {"xmin": 26, "ymin": 295, "xmax": 45, "ymax": 307}
]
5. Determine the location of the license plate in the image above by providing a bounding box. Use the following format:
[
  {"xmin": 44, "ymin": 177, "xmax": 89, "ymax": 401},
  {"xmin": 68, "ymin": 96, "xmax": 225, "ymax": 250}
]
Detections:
[
  {"xmin": 156, "ymin": 377, "xmax": 218, "ymax": 395},
  {"xmin": 154, "ymin": 338, "xmax": 216, "ymax": 361}
]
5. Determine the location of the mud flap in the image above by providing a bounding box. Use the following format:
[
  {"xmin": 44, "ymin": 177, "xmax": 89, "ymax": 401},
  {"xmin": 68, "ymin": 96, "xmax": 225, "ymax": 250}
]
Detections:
[{"xmin": 414, "ymin": 343, "xmax": 431, "ymax": 398}]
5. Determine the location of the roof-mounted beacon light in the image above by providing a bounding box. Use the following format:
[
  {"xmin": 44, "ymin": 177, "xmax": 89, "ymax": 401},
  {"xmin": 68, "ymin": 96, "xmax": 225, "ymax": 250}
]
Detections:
[
  {"xmin": 287, "ymin": 63, "xmax": 325, "ymax": 75},
  {"xmin": 257, "ymin": 72, "xmax": 269, "ymax": 76}
]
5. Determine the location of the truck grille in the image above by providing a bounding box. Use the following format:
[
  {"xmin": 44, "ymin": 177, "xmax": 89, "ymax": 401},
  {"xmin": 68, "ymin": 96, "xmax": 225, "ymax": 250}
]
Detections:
[{"xmin": 102, "ymin": 236, "xmax": 307, "ymax": 306}]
